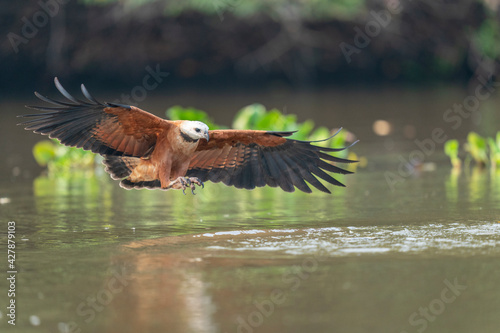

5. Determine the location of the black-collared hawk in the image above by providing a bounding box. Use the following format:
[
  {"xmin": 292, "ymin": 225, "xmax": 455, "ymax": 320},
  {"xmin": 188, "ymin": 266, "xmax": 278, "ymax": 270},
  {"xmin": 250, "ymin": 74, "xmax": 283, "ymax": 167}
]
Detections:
[{"xmin": 20, "ymin": 78, "xmax": 357, "ymax": 194}]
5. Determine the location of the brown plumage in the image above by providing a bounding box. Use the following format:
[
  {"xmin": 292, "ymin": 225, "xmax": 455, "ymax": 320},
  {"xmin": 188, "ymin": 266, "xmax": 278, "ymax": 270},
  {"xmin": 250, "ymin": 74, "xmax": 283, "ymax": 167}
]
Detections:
[{"xmin": 20, "ymin": 78, "xmax": 357, "ymax": 194}]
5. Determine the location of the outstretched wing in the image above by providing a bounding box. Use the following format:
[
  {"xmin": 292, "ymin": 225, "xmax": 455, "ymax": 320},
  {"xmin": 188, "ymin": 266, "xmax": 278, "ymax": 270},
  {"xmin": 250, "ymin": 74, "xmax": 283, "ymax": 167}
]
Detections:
[
  {"xmin": 187, "ymin": 129, "xmax": 357, "ymax": 193},
  {"xmin": 19, "ymin": 78, "xmax": 166, "ymax": 157}
]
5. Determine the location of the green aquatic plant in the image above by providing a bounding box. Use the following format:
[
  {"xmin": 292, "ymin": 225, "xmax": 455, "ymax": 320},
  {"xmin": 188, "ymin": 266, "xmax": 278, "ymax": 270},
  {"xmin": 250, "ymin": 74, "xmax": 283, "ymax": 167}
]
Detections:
[
  {"xmin": 33, "ymin": 104, "xmax": 358, "ymax": 172},
  {"xmin": 80, "ymin": 0, "xmax": 366, "ymax": 20},
  {"xmin": 232, "ymin": 104, "xmax": 297, "ymax": 132},
  {"xmin": 474, "ymin": 18, "xmax": 500, "ymax": 60},
  {"xmin": 33, "ymin": 139, "xmax": 98, "ymax": 172},
  {"xmin": 444, "ymin": 131, "xmax": 500, "ymax": 169},
  {"xmin": 166, "ymin": 106, "xmax": 224, "ymax": 130},
  {"xmin": 489, "ymin": 132, "xmax": 500, "ymax": 169},
  {"xmin": 444, "ymin": 139, "xmax": 461, "ymax": 170},
  {"xmin": 466, "ymin": 132, "xmax": 488, "ymax": 166}
]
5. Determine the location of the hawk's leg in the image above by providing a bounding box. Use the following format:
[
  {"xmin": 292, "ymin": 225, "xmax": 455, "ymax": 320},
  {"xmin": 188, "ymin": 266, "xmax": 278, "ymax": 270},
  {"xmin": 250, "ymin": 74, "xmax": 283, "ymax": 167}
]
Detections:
[
  {"xmin": 169, "ymin": 177, "xmax": 204, "ymax": 195},
  {"xmin": 187, "ymin": 177, "xmax": 204, "ymax": 194}
]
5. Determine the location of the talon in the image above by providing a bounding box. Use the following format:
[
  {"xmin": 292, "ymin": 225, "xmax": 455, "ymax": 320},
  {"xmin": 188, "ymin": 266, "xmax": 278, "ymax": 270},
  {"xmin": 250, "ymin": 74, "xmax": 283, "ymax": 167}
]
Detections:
[
  {"xmin": 187, "ymin": 177, "xmax": 203, "ymax": 188},
  {"xmin": 175, "ymin": 177, "xmax": 204, "ymax": 194}
]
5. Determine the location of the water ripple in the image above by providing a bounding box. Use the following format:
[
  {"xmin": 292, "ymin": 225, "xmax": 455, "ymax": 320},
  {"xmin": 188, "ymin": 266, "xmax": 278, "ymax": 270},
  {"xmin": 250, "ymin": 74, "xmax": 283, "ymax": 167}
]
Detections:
[{"xmin": 200, "ymin": 222, "xmax": 500, "ymax": 256}]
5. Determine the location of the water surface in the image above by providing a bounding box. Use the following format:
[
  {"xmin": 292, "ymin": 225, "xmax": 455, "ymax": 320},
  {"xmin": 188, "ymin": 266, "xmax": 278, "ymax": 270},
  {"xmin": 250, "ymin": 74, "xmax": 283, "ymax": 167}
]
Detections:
[{"xmin": 1, "ymin": 87, "xmax": 499, "ymax": 333}]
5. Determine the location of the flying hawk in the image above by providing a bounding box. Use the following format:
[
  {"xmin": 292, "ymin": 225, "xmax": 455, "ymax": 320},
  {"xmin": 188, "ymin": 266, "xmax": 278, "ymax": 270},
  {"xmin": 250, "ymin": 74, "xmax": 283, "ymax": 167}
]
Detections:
[{"xmin": 20, "ymin": 78, "xmax": 357, "ymax": 194}]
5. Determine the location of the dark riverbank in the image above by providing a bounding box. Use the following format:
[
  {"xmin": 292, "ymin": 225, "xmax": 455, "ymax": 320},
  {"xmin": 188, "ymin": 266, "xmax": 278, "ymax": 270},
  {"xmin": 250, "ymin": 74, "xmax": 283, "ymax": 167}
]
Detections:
[{"xmin": 2, "ymin": 0, "xmax": 498, "ymax": 93}]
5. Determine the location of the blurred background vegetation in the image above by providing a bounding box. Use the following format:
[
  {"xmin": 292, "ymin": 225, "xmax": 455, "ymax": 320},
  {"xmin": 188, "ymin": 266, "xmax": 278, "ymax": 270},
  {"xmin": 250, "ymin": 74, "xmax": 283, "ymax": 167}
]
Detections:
[{"xmin": 2, "ymin": 0, "xmax": 500, "ymax": 92}]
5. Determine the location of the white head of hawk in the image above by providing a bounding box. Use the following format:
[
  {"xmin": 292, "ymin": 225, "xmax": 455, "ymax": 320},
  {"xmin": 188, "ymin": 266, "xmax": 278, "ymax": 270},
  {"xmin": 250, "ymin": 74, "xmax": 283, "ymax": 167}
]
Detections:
[{"xmin": 180, "ymin": 121, "xmax": 210, "ymax": 142}]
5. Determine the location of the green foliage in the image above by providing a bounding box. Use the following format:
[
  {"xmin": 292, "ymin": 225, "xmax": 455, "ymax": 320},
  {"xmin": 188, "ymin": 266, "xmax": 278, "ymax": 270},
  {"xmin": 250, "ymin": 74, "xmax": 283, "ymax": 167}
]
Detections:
[
  {"xmin": 33, "ymin": 140, "xmax": 97, "ymax": 172},
  {"xmin": 444, "ymin": 131, "xmax": 500, "ymax": 169},
  {"xmin": 232, "ymin": 104, "xmax": 298, "ymax": 132},
  {"xmin": 474, "ymin": 19, "xmax": 500, "ymax": 60},
  {"xmin": 488, "ymin": 132, "xmax": 500, "ymax": 168},
  {"xmin": 166, "ymin": 105, "xmax": 224, "ymax": 129},
  {"xmin": 466, "ymin": 132, "xmax": 488, "ymax": 165},
  {"xmin": 431, "ymin": 56, "xmax": 457, "ymax": 78},
  {"xmin": 32, "ymin": 140, "xmax": 57, "ymax": 167},
  {"xmin": 444, "ymin": 139, "xmax": 460, "ymax": 169},
  {"xmin": 80, "ymin": 0, "xmax": 365, "ymax": 20}
]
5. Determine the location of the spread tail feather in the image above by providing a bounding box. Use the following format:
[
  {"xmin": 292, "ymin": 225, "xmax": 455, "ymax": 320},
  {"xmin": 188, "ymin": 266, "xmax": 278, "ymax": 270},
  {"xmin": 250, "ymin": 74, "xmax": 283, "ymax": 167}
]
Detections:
[
  {"xmin": 120, "ymin": 179, "xmax": 162, "ymax": 190},
  {"xmin": 102, "ymin": 156, "xmax": 141, "ymax": 180},
  {"xmin": 103, "ymin": 156, "xmax": 163, "ymax": 190}
]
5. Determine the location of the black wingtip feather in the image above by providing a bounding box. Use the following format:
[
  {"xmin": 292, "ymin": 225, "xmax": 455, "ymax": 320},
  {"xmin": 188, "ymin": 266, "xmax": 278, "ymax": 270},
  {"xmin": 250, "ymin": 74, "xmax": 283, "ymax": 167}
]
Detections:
[
  {"xmin": 81, "ymin": 84, "xmax": 99, "ymax": 104},
  {"xmin": 106, "ymin": 102, "xmax": 131, "ymax": 109},
  {"xmin": 54, "ymin": 77, "xmax": 81, "ymax": 104},
  {"xmin": 309, "ymin": 166, "xmax": 346, "ymax": 187},
  {"xmin": 266, "ymin": 130, "xmax": 298, "ymax": 137}
]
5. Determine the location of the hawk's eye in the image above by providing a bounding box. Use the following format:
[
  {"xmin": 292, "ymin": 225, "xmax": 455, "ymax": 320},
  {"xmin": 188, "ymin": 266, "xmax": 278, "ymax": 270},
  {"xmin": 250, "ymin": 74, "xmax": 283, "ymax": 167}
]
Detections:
[{"xmin": 195, "ymin": 128, "xmax": 201, "ymax": 133}]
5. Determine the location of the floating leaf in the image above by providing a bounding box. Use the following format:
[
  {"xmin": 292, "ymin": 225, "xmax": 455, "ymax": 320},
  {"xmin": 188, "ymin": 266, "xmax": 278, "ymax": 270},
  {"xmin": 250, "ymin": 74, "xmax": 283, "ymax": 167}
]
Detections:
[
  {"xmin": 166, "ymin": 105, "xmax": 222, "ymax": 129},
  {"xmin": 33, "ymin": 140, "xmax": 57, "ymax": 167},
  {"xmin": 467, "ymin": 132, "xmax": 488, "ymax": 165},
  {"xmin": 232, "ymin": 104, "xmax": 266, "ymax": 129},
  {"xmin": 444, "ymin": 139, "xmax": 461, "ymax": 169},
  {"xmin": 294, "ymin": 119, "xmax": 315, "ymax": 140},
  {"xmin": 444, "ymin": 139, "xmax": 459, "ymax": 158},
  {"xmin": 489, "ymin": 134, "xmax": 500, "ymax": 168},
  {"xmin": 309, "ymin": 126, "xmax": 331, "ymax": 143}
]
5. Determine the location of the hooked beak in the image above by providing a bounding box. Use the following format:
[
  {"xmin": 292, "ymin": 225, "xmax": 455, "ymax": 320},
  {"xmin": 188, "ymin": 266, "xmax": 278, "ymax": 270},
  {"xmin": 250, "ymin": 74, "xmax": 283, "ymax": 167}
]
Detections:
[{"xmin": 205, "ymin": 131, "xmax": 209, "ymax": 142}]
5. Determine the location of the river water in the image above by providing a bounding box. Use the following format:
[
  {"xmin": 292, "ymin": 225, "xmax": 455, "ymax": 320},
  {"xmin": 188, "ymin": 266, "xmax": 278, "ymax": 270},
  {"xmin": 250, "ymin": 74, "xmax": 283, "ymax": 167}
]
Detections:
[{"xmin": 0, "ymin": 86, "xmax": 499, "ymax": 332}]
